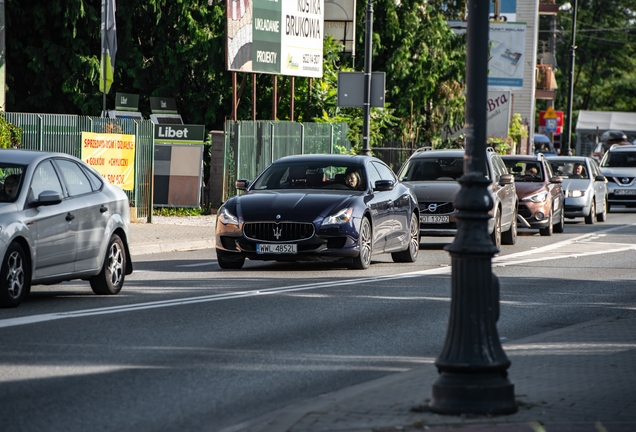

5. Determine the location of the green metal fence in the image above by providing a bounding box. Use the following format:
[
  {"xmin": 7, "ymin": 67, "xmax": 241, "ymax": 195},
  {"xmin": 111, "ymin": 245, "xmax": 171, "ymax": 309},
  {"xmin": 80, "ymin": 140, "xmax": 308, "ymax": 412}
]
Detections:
[
  {"xmin": 5, "ymin": 113, "xmax": 154, "ymax": 221},
  {"xmin": 223, "ymin": 120, "xmax": 350, "ymax": 201}
]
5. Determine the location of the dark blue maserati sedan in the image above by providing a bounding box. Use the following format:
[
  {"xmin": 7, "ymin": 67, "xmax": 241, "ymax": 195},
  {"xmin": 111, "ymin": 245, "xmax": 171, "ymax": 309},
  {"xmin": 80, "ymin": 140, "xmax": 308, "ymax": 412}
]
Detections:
[{"xmin": 215, "ymin": 154, "xmax": 420, "ymax": 269}]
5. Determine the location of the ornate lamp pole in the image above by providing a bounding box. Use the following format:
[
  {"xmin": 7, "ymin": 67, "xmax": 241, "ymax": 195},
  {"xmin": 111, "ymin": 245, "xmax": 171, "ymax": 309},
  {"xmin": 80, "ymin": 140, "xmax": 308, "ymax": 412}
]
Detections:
[{"xmin": 428, "ymin": 0, "xmax": 517, "ymax": 415}]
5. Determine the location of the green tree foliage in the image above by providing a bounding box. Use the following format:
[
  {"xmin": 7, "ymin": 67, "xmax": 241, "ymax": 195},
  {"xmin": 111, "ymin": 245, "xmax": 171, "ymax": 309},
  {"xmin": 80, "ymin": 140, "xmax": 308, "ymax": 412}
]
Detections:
[
  {"xmin": 553, "ymin": 0, "xmax": 636, "ymax": 113},
  {"xmin": 4, "ymin": 0, "xmax": 466, "ymax": 141},
  {"xmin": 310, "ymin": 37, "xmax": 398, "ymax": 153},
  {"xmin": 0, "ymin": 113, "xmax": 22, "ymax": 148},
  {"xmin": 356, "ymin": 0, "xmax": 467, "ymax": 145}
]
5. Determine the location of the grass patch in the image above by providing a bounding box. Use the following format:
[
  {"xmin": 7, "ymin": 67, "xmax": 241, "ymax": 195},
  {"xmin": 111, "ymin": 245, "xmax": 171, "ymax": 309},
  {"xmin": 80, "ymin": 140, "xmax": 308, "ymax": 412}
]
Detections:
[{"xmin": 153, "ymin": 207, "xmax": 212, "ymax": 217}]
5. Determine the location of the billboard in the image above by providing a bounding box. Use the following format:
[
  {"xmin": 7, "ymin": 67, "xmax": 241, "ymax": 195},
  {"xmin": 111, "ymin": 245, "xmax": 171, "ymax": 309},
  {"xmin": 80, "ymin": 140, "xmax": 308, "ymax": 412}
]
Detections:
[
  {"xmin": 487, "ymin": 23, "xmax": 526, "ymax": 89},
  {"xmin": 81, "ymin": 132, "xmax": 136, "ymax": 190},
  {"xmin": 227, "ymin": 0, "xmax": 324, "ymax": 78},
  {"xmin": 441, "ymin": 91, "xmax": 512, "ymax": 141}
]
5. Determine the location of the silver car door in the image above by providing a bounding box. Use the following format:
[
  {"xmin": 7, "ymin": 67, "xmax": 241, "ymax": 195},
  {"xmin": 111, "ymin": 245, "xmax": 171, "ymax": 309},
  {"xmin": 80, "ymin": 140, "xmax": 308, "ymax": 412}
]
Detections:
[
  {"xmin": 26, "ymin": 160, "xmax": 76, "ymax": 278},
  {"xmin": 53, "ymin": 158, "xmax": 108, "ymax": 272}
]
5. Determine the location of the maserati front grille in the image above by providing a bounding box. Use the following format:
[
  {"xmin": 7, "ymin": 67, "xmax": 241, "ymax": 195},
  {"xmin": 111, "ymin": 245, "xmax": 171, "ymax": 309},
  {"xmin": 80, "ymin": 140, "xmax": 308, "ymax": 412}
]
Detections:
[{"xmin": 243, "ymin": 222, "xmax": 315, "ymax": 242}]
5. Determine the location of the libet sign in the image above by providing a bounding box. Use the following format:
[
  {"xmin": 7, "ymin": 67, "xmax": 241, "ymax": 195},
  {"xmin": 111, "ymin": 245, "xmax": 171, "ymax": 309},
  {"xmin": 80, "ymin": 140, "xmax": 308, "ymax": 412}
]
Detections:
[
  {"xmin": 81, "ymin": 132, "xmax": 136, "ymax": 190},
  {"xmin": 154, "ymin": 125, "xmax": 206, "ymax": 143},
  {"xmin": 226, "ymin": 0, "xmax": 324, "ymax": 78}
]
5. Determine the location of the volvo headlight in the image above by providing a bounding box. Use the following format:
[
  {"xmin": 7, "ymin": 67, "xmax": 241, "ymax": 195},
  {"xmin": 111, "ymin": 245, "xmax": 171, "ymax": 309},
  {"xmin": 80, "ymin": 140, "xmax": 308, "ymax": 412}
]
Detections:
[
  {"xmin": 522, "ymin": 191, "xmax": 548, "ymax": 203},
  {"xmin": 567, "ymin": 190, "xmax": 585, "ymax": 198},
  {"xmin": 322, "ymin": 207, "xmax": 353, "ymax": 227},
  {"xmin": 218, "ymin": 207, "xmax": 239, "ymax": 226}
]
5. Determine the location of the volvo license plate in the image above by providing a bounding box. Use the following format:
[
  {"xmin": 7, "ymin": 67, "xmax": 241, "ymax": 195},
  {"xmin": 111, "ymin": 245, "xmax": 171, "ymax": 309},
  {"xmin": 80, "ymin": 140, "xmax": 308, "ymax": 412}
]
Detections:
[
  {"xmin": 256, "ymin": 244, "xmax": 298, "ymax": 254},
  {"xmin": 420, "ymin": 215, "xmax": 450, "ymax": 224}
]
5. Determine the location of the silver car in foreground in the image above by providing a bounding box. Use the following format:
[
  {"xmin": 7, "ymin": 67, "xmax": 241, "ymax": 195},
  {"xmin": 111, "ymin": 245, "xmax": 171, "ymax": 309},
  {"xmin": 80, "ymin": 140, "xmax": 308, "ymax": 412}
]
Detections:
[
  {"xmin": 0, "ymin": 149, "xmax": 133, "ymax": 308},
  {"xmin": 545, "ymin": 156, "xmax": 608, "ymax": 224}
]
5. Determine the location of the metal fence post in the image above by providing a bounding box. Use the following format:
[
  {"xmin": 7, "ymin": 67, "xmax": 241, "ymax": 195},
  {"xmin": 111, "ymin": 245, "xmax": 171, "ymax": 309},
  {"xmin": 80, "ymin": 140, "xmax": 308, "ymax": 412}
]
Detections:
[
  {"xmin": 330, "ymin": 124, "xmax": 334, "ymax": 154},
  {"xmin": 300, "ymin": 123, "xmax": 305, "ymax": 154},
  {"xmin": 37, "ymin": 115, "xmax": 43, "ymax": 151}
]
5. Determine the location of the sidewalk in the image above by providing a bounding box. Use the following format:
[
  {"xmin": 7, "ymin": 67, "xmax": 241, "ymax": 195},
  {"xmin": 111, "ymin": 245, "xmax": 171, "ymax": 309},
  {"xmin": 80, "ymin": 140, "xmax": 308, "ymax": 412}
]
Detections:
[
  {"xmin": 128, "ymin": 215, "xmax": 217, "ymax": 256},
  {"xmin": 127, "ymin": 220, "xmax": 636, "ymax": 432},
  {"xmin": 224, "ymin": 315, "xmax": 636, "ymax": 432}
]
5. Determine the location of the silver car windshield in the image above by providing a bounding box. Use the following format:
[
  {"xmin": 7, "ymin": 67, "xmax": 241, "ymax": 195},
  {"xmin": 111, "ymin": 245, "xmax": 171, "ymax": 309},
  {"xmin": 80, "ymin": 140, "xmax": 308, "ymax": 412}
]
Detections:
[{"xmin": 0, "ymin": 164, "xmax": 27, "ymax": 203}]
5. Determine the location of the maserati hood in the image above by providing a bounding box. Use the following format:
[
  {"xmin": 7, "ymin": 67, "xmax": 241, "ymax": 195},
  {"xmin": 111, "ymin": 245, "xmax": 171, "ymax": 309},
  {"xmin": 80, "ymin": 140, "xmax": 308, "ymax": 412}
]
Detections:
[{"xmin": 234, "ymin": 190, "xmax": 354, "ymax": 222}]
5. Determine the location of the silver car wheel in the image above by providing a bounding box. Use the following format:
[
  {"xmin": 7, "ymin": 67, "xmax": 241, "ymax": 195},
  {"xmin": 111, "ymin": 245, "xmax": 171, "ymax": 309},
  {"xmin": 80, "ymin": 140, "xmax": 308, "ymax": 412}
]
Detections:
[
  {"xmin": 90, "ymin": 234, "xmax": 126, "ymax": 295},
  {"xmin": 6, "ymin": 250, "xmax": 26, "ymax": 300},
  {"xmin": 107, "ymin": 241, "xmax": 125, "ymax": 287},
  {"xmin": 350, "ymin": 217, "xmax": 372, "ymax": 269}
]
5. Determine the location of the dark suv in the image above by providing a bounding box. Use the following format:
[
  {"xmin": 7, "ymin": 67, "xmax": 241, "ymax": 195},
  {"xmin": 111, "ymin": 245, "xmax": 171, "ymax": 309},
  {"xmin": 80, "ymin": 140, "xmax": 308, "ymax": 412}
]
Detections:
[
  {"xmin": 502, "ymin": 154, "xmax": 565, "ymax": 236},
  {"xmin": 397, "ymin": 148, "xmax": 518, "ymax": 247}
]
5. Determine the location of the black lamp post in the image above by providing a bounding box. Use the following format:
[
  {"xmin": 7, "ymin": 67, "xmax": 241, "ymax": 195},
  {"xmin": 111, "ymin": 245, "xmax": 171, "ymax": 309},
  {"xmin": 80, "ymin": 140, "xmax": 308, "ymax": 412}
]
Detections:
[
  {"xmin": 428, "ymin": 0, "xmax": 517, "ymax": 415},
  {"xmin": 361, "ymin": 0, "xmax": 373, "ymax": 156}
]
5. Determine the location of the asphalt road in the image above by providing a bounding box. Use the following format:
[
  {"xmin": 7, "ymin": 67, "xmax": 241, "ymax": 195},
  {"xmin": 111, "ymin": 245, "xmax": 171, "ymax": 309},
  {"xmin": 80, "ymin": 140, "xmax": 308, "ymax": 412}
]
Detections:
[{"xmin": 1, "ymin": 209, "xmax": 635, "ymax": 432}]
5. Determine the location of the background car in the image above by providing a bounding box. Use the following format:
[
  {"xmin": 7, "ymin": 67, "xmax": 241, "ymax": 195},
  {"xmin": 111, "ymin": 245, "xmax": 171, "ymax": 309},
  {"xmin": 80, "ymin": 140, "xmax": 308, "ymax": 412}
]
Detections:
[
  {"xmin": 215, "ymin": 154, "xmax": 420, "ymax": 270},
  {"xmin": 599, "ymin": 144, "xmax": 636, "ymax": 210},
  {"xmin": 0, "ymin": 149, "xmax": 133, "ymax": 308},
  {"xmin": 397, "ymin": 148, "xmax": 518, "ymax": 248},
  {"xmin": 502, "ymin": 155, "xmax": 565, "ymax": 236},
  {"xmin": 546, "ymin": 156, "xmax": 608, "ymax": 224},
  {"xmin": 533, "ymin": 133, "xmax": 558, "ymax": 156},
  {"xmin": 592, "ymin": 130, "xmax": 633, "ymax": 163}
]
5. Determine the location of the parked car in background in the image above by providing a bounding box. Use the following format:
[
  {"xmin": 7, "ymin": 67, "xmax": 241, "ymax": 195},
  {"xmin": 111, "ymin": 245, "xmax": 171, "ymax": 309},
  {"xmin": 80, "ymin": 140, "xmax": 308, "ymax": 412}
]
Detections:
[
  {"xmin": 546, "ymin": 156, "xmax": 608, "ymax": 224},
  {"xmin": 599, "ymin": 144, "xmax": 636, "ymax": 210},
  {"xmin": 502, "ymin": 154, "xmax": 565, "ymax": 236},
  {"xmin": 397, "ymin": 148, "xmax": 518, "ymax": 248},
  {"xmin": 533, "ymin": 133, "xmax": 558, "ymax": 156},
  {"xmin": 592, "ymin": 130, "xmax": 633, "ymax": 163},
  {"xmin": 215, "ymin": 154, "xmax": 420, "ymax": 270},
  {"xmin": 0, "ymin": 149, "xmax": 133, "ymax": 308}
]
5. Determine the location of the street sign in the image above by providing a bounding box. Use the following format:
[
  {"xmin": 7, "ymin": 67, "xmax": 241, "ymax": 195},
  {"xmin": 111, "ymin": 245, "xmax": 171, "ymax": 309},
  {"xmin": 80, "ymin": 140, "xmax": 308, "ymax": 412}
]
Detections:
[
  {"xmin": 546, "ymin": 118, "xmax": 557, "ymax": 133},
  {"xmin": 539, "ymin": 109, "xmax": 564, "ymax": 134},
  {"xmin": 544, "ymin": 106, "xmax": 557, "ymax": 119}
]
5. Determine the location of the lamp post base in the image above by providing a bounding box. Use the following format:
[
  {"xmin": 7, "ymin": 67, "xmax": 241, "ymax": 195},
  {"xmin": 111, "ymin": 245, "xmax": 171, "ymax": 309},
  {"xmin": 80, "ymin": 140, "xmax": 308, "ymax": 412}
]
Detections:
[{"xmin": 430, "ymin": 372, "xmax": 518, "ymax": 415}]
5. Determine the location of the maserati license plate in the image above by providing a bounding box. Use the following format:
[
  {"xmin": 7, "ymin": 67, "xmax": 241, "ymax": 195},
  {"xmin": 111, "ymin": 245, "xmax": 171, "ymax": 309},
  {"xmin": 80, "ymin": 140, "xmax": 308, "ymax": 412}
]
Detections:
[
  {"xmin": 420, "ymin": 215, "xmax": 450, "ymax": 224},
  {"xmin": 256, "ymin": 243, "xmax": 298, "ymax": 254}
]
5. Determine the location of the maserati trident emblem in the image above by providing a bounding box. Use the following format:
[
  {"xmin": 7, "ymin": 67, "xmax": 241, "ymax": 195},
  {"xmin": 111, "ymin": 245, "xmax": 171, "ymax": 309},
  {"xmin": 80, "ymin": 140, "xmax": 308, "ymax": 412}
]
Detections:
[
  {"xmin": 276, "ymin": 214, "xmax": 281, "ymax": 220},
  {"xmin": 428, "ymin": 203, "xmax": 438, "ymax": 212},
  {"xmin": 273, "ymin": 226, "xmax": 282, "ymax": 240}
]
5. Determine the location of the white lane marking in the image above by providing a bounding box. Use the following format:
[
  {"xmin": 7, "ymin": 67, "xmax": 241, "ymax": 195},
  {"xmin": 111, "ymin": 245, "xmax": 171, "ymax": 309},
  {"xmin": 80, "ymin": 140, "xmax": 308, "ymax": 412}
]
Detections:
[
  {"xmin": 177, "ymin": 262, "xmax": 218, "ymax": 267},
  {"xmin": 2, "ymin": 223, "xmax": 635, "ymax": 330}
]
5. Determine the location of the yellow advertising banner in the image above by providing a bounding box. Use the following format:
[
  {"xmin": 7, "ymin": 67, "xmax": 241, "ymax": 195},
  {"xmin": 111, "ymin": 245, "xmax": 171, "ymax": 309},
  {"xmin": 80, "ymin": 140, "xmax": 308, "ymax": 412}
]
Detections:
[{"xmin": 81, "ymin": 132, "xmax": 136, "ymax": 190}]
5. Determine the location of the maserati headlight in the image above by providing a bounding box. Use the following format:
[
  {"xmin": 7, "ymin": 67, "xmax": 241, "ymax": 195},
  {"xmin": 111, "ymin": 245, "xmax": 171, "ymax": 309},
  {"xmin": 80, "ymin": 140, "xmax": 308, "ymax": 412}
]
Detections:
[
  {"xmin": 522, "ymin": 191, "xmax": 548, "ymax": 203},
  {"xmin": 567, "ymin": 190, "xmax": 585, "ymax": 198},
  {"xmin": 218, "ymin": 207, "xmax": 239, "ymax": 226},
  {"xmin": 322, "ymin": 207, "xmax": 353, "ymax": 227}
]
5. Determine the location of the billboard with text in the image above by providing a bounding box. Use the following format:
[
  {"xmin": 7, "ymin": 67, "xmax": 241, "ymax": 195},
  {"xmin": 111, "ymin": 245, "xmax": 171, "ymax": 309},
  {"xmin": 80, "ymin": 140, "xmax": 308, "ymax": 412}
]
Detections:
[{"xmin": 227, "ymin": 0, "xmax": 324, "ymax": 78}]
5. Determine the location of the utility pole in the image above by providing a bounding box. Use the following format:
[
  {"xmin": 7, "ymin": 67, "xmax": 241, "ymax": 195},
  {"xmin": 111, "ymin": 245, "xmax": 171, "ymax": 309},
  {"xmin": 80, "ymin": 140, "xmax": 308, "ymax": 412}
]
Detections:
[
  {"xmin": 361, "ymin": 0, "xmax": 373, "ymax": 156},
  {"xmin": 563, "ymin": 0, "xmax": 578, "ymax": 156},
  {"xmin": 0, "ymin": 0, "xmax": 6, "ymax": 112}
]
